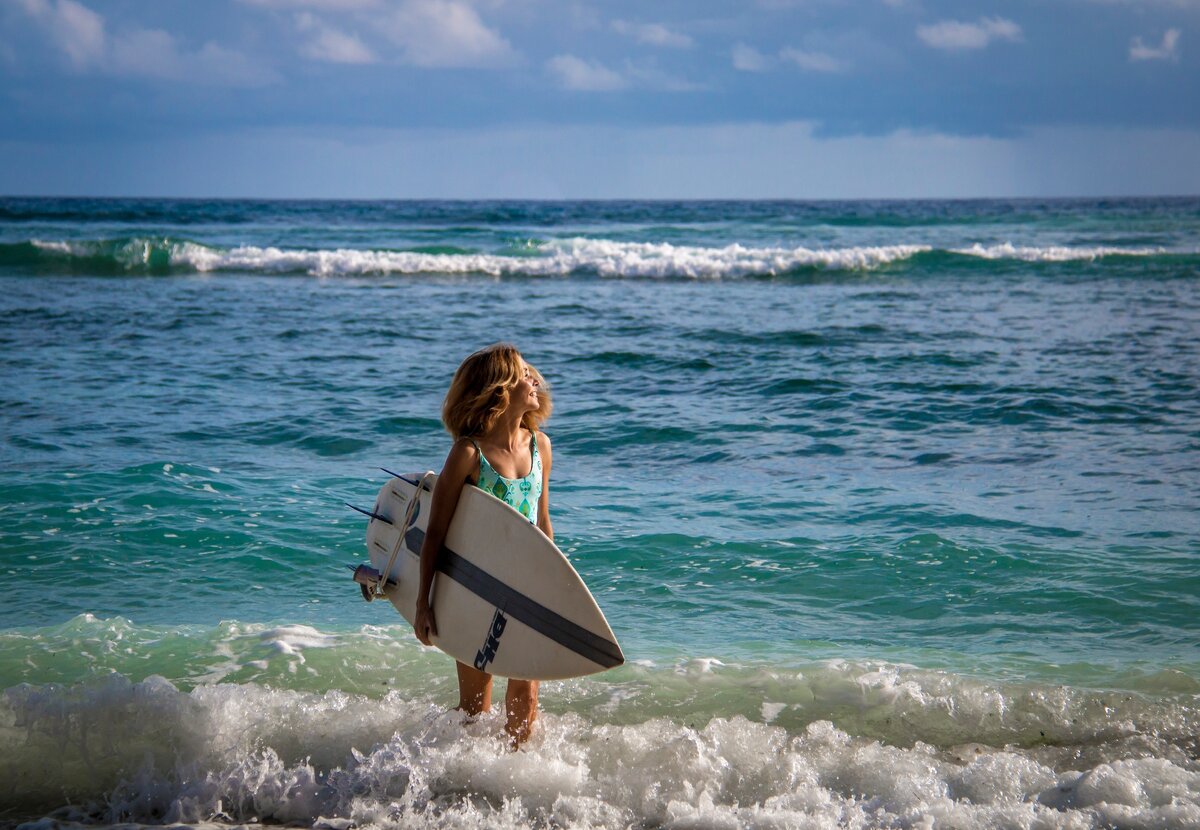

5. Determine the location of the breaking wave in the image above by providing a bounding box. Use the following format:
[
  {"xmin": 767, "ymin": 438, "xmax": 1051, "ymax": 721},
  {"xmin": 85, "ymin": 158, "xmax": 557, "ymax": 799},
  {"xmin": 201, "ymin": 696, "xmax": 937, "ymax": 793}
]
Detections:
[
  {"xmin": 2, "ymin": 617, "xmax": 1199, "ymax": 828},
  {"xmin": 1, "ymin": 236, "xmax": 1192, "ymax": 279}
]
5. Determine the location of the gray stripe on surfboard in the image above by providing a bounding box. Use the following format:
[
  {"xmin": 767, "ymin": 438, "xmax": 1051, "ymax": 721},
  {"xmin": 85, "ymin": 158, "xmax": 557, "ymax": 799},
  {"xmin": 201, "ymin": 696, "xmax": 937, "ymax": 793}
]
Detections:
[{"xmin": 402, "ymin": 526, "xmax": 624, "ymax": 670}]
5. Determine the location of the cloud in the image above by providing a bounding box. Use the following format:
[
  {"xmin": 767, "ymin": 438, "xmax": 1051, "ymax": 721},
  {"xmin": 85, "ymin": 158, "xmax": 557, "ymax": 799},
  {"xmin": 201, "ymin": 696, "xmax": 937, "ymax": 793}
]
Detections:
[
  {"xmin": 732, "ymin": 44, "xmax": 848, "ymax": 73},
  {"xmin": 16, "ymin": 0, "xmax": 105, "ymax": 68},
  {"xmin": 611, "ymin": 20, "xmax": 692, "ymax": 49},
  {"xmin": 239, "ymin": 0, "xmax": 382, "ymax": 8},
  {"xmin": 545, "ymin": 54, "xmax": 701, "ymax": 93},
  {"xmin": 109, "ymin": 29, "xmax": 278, "ymax": 86},
  {"xmin": 624, "ymin": 61, "xmax": 705, "ymax": 92},
  {"xmin": 375, "ymin": 0, "xmax": 516, "ymax": 68},
  {"xmin": 1130, "ymin": 28, "xmax": 1181, "ymax": 61},
  {"xmin": 732, "ymin": 43, "xmax": 770, "ymax": 72},
  {"xmin": 780, "ymin": 47, "xmax": 847, "ymax": 73},
  {"xmin": 191, "ymin": 42, "xmax": 282, "ymax": 86},
  {"xmin": 108, "ymin": 28, "xmax": 181, "ymax": 78},
  {"xmin": 11, "ymin": 0, "xmax": 277, "ymax": 85},
  {"xmin": 917, "ymin": 17, "xmax": 1022, "ymax": 51},
  {"xmin": 295, "ymin": 12, "xmax": 376, "ymax": 64},
  {"xmin": 546, "ymin": 54, "xmax": 626, "ymax": 91}
]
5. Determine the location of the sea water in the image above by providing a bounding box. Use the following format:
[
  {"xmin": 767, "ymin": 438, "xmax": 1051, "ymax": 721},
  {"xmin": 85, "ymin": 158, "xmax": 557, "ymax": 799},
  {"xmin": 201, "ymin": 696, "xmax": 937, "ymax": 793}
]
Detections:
[{"xmin": 1, "ymin": 197, "xmax": 1198, "ymax": 828}]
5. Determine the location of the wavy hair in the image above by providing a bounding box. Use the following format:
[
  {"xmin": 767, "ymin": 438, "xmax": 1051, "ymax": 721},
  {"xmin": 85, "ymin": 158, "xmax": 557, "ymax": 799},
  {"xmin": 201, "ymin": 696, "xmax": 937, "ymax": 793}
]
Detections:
[{"xmin": 442, "ymin": 343, "xmax": 552, "ymax": 438}]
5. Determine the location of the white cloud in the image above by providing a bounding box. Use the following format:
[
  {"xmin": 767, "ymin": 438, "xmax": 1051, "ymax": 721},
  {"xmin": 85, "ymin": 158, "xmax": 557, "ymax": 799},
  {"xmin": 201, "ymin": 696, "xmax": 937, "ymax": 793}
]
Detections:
[
  {"xmin": 108, "ymin": 28, "xmax": 182, "ymax": 78},
  {"xmin": 917, "ymin": 17, "xmax": 1022, "ymax": 51},
  {"xmin": 732, "ymin": 44, "xmax": 849, "ymax": 73},
  {"xmin": 780, "ymin": 47, "xmax": 847, "ymax": 73},
  {"xmin": 16, "ymin": 0, "xmax": 106, "ymax": 68},
  {"xmin": 732, "ymin": 43, "xmax": 770, "ymax": 72},
  {"xmin": 1130, "ymin": 28, "xmax": 1181, "ymax": 61},
  {"xmin": 546, "ymin": 54, "xmax": 626, "ymax": 91},
  {"xmin": 295, "ymin": 12, "xmax": 376, "ymax": 64},
  {"xmin": 624, "ymin": 62, "xmax": 705, "ymax": 92},
  {"xmin": 376, "ymin": 0, "xmax": 516, "ymax": 68},
  {"xmin": 545, "ymin": 55, "xmax": 702, "ymax": 93},
  {"xmin": 192, "ymin": 42, "xmax": 282, "ymax": 86},
  {"xmin": 239, "ymin": 0, "xmax": 382, "ymax": 8},
  {"xmin": 11, "ymin": 0, "xmax": 277, "ymax": 85},
  {"xmin": 611, "ymin": 20, "xmax": 692, "ymax": 49}
]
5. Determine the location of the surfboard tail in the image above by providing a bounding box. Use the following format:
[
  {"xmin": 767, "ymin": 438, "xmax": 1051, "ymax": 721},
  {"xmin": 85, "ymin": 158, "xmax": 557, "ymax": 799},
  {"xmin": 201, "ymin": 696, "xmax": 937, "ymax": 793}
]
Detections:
[{"xmin": 350, "ymin": 563, "xmax": 395, "ymax": 601}]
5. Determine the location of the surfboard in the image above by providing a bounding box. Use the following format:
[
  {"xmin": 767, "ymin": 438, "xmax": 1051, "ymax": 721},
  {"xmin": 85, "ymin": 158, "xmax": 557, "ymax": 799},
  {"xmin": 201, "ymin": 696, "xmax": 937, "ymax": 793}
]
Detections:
[{"xmin": 356, "ymin": 472, "xmax": 624, "ymax": 680}]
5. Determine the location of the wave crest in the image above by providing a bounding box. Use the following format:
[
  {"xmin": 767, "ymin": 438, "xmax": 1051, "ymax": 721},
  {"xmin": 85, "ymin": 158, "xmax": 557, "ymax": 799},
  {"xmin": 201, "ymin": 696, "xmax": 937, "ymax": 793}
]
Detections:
[
  {"xmin": 165, "ymin": 238, "xmax": 930, "ymax": 278},
  {"xmin": 952, "ymin": 242, "xmax": 1169, "ymax": 262},
  {"xmin": 2, "ymin": 236, "xmax": 1190, "ymax": 279}
]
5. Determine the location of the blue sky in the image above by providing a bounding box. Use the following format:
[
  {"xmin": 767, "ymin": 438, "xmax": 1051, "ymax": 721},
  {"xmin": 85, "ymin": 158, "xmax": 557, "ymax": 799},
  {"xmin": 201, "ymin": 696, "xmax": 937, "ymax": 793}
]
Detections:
[{"xmin": 1, "ymin": 0, "xmax": 1197, "ymax": 198}]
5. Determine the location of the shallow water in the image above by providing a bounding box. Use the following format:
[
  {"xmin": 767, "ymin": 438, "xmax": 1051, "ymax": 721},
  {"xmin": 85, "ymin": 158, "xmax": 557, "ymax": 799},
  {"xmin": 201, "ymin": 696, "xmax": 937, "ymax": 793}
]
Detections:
[{"xmin": 1, "ymin": 197, "xmax": 1198, "ymax": 828}]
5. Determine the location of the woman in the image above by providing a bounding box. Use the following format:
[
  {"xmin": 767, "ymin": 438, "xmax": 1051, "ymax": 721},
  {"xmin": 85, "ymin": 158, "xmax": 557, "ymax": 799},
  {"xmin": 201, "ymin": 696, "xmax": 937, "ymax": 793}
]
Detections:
[{"xmin": 412, "ymin": 343, "xmax": 553, "ymax": 747}]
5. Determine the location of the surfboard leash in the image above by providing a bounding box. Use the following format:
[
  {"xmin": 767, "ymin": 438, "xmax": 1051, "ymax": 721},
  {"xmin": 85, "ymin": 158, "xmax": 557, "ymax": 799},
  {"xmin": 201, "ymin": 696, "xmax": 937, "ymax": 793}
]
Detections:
[{"xmin": 373, "ymin": 470, "xmax": 436, "ymax": 600}]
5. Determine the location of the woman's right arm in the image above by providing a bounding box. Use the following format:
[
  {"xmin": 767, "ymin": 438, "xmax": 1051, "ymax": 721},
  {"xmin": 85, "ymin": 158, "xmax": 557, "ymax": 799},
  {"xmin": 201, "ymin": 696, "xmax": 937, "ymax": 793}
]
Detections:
[{"xmin": 413, "ymin": 438, "xmax": 477, "ymax": 646}]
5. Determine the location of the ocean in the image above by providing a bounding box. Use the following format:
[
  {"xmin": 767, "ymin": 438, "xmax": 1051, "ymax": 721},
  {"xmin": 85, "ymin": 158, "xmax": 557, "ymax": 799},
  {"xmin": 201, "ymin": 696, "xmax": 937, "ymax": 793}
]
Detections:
[{"xmin": 1, "ymin": 197, "xmax": 1198, "ymax": 828}]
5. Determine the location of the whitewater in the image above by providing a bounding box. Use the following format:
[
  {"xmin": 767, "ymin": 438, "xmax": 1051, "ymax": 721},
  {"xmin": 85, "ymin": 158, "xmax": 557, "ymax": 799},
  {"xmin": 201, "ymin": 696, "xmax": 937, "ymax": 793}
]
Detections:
[{"xmin": 13, "ymin": 236, "xmax": 1193, "ymax": 278}]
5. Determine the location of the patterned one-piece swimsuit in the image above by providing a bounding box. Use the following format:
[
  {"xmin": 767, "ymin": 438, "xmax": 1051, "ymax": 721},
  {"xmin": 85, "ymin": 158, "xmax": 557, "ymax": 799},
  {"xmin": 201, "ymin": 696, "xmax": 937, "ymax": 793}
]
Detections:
[{"xmin": 472, "ymin": 432, "xmax": 542, "ymax": 523}]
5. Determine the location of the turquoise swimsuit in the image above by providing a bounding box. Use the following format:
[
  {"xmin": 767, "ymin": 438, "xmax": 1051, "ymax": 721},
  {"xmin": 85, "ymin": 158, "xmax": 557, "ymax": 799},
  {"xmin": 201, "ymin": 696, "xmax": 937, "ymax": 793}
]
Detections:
[{"xmin": 473, "ymin": 432, "xmax": 542, "ymax": 524}]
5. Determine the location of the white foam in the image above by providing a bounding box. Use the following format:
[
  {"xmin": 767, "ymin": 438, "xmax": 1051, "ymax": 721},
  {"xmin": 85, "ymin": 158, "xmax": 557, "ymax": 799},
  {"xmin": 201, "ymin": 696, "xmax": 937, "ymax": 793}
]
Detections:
[
  {"xmin": 28, "ymin": 235, "xmax": 1193, "ymax": 278},
  {"xmin": 30, "ymin": 239, "xmax": 73, "ymax": 254},
  {"xmin": 761, "ymin": 701, "xmax": 787, "ymax": 723},
  {"xmin": 952, "ymin": 241, "xmax": 1169, "ymax": 261},
  {"xmin": 3, "ymin": 675, "xmax": 1199, "ymax": 829},
  {"xmin": 259, "ymin": 624, "xmax": 339, "ymax": 657},
  {"xmin": 166, "ymin": 238, "xmax": 930, "ymax": 278}
]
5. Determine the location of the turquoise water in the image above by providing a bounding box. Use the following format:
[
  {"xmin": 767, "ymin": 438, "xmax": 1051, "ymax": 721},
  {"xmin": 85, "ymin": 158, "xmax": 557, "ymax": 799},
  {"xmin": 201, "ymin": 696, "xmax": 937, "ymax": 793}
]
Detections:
[{"xmin": 1, "ymin": 198, "xmax": 1199, "ymax": 828}]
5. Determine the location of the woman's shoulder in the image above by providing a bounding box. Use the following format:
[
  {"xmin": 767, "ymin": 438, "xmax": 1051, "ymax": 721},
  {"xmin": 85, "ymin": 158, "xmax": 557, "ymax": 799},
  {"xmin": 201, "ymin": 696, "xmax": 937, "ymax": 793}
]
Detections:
[
  {"xmin": 444, "ymin": 437, "xmax": 480, "ymax": 484},
  {"xmin": 446, "ymin": 436, "xmax": 480, "ymax": 467},
  {"xmin": 450, "ymin": 435, "xmax": 479, "ymax": 454}
]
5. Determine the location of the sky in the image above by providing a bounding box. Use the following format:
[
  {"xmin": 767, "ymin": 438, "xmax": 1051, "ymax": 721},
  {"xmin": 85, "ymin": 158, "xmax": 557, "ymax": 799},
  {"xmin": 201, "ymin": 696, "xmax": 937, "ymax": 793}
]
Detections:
[{"xmin": 0, "ymin": 0, "xmax": 1197, "ymax": 198}]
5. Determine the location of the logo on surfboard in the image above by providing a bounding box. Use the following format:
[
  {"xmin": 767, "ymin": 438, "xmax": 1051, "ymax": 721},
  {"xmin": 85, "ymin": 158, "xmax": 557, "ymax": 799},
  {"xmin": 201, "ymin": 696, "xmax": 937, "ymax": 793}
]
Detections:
[{"xmin": 473, "ymin": 608, "xmax": 507, "ymax": 671}]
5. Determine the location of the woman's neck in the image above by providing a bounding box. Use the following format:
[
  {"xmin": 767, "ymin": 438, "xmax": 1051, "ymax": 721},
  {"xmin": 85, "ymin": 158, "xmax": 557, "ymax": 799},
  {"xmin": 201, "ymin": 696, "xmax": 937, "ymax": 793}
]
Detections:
[{"xmin": 482, "ymin": 408, "xmax": 527, "ymax": 451}]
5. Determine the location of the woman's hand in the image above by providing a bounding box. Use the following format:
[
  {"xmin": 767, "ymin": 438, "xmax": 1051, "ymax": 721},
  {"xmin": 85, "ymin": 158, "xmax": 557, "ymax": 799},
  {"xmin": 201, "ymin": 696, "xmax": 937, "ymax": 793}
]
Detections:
[{"xmin": 414, "ymin": 599, "xmax": 438, "ymax": 645}]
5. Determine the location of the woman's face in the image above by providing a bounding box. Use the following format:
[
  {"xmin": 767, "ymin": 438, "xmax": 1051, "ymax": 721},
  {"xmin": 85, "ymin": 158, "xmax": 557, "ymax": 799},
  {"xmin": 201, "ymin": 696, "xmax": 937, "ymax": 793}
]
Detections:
[{"xmin": 512, "ymin": 361, "xmax": 540, "ymax": 413}]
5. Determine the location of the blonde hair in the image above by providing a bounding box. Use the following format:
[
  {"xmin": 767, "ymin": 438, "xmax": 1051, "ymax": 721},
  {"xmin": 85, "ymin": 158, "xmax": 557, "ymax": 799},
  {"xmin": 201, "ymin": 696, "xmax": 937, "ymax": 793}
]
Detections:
[{"xmin": 442, "ymin": 343, "xmax": 552, "ymax": 438}]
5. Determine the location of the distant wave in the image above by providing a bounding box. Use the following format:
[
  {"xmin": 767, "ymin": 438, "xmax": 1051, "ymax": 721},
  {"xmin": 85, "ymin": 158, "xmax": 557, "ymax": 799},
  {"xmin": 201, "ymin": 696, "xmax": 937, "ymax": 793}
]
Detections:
[
  {"xmin": 1, "ymin": 236, "xmax": 1192, "ymax": 279},
  {"xmin": 950, "ymin": 242, "xmax": 1175, "ymax": 262}
]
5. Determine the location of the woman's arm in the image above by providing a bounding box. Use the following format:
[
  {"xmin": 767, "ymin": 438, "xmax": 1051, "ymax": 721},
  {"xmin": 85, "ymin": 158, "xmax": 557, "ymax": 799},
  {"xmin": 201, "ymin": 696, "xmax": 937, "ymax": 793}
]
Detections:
[
  {"xmin": 536, "ymin": 431, "xmax": 553, "ymax": 542},
  {"xmin": 413, "ymin": 438, "xmax": 477, "ymax": 646}
]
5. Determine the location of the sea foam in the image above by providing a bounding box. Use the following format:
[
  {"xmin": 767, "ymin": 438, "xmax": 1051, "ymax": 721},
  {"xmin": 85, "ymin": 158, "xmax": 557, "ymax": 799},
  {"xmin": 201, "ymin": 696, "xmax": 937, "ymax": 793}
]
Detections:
[
  {"xmin": 3, "ymin": 660, "xmax": 1199, "ymax": 829},
  {"xmin": 951, "ymin": 242, "xmax": 1169, "ymax": 262},
  {"xmin": 23, "ymin": 236, "xmax": 1185, "ymax": 279},
  {"xmin": 170, "ymin": 238, "xmax": 931, "ymax": 278}
]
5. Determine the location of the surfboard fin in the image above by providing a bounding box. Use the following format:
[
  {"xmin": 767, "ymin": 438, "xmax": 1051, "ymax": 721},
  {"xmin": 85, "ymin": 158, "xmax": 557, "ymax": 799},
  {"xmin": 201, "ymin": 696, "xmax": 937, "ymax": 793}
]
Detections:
[
  {"xmin": 345, "ymin": 503, "xmax": 394, "ymax": 525},
  {"xmin": 379, "ymin": 468, "xmax": 435, "ymax": 490}
]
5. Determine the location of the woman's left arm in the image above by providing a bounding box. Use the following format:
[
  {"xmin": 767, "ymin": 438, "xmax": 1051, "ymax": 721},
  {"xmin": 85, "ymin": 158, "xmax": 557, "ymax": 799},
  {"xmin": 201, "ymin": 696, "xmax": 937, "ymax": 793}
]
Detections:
[{"xmin": 537, "ymin": 431, "xmax": 553, "ymax": 541}]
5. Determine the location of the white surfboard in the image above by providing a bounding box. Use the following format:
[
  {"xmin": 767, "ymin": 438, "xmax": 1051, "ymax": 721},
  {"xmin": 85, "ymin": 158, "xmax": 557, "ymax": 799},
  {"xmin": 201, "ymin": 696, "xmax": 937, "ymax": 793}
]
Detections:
[{"xmin": 358, "ymin": 472, "xmax": 624, "ymax": 680}]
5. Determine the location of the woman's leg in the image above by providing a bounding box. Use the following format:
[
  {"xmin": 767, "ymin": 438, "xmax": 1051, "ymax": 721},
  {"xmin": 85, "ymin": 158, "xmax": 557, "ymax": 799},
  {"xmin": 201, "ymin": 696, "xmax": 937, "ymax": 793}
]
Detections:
[
  {"xmin": 504, "ymin": 679, "xmax": 539, "ymax": 746},
  {"xmin": 455, "ymin": 660, "xmax": 493, "ymax": 715}
]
